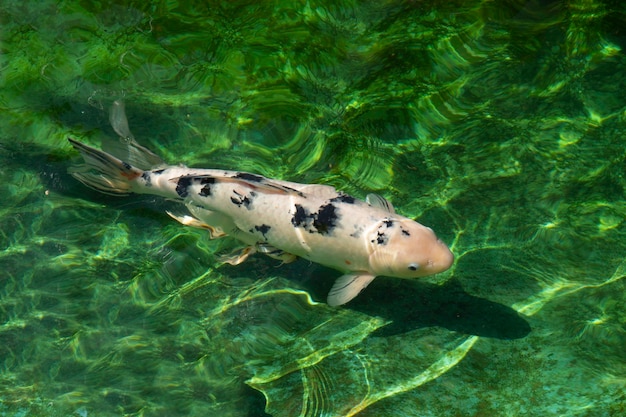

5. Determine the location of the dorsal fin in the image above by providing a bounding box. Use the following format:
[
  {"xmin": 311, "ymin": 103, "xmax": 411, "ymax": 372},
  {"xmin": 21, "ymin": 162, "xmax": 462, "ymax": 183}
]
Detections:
[
  {"xmin": 172, "ymin": 174, "xmax": 305, "ymax": 196},
  {"xmin": 298, "ymin": 184, "xmax": 340, "ymax": 199}
]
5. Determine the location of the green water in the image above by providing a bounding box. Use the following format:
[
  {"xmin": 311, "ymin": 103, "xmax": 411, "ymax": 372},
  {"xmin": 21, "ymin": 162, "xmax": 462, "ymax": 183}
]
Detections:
[{"xmin": 1, "ymin": 1, "xmax": 625, "ymax": 416}]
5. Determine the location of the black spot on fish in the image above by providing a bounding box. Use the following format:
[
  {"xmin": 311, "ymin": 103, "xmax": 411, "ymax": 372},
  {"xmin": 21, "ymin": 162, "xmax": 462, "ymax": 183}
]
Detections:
[
  {"xmin": 199, "ymin": 185, "xmax": 211, "ymax": 197},
  {"xmin": 176, "ymin": 177, "xmax": 192, "ymax": 198},
  {"xmin": 401, "ymin": 227, "xmax": 411, "ymax": 237},
  {"xmin": 372, "ymin": 230, "xmax": 389, "ymax": 245},
  {"xmin": 153, "ymin": 169, "xmax": 165, "ymax": 175},
  {"xmin": 122, "ymin": 161, "xmax": 133, "ymax": 170},
  {"xmin": 291, "ymin": 204, "xmax": 308, "ymax": 227},
  {"xmin": 235, "ymin": 172, "xmax": 264, "ymax": 182},
  {"xmin": 230, "ymin": 196, "xmax": 250, "ymax": 207},
  {"xmin": 330, "ymin": 194, "xmax": 356, "ymax": 204},
  {"xmin": 141, "ymin": 171, "xmax": 152, "ymax": 187},
  {"xmin": 313, "ymin": 203, "xmax": 338, "ymax": 234},
  {"xmin": 230, "ymin": 190, "xmax": 253, "ymax": 209},
  {"xmin": 291, "ymin": 203, "xmax": 339, "ymax": 235},
  {"xmin": 254, "ymin": 224, "xmax": 271, "ymax": 239},
  {"xmin": 371, "ymin": 220, "xmax": 394, "ymax": 245},
  {"xmin": 198, "ymin": 177, "xmax": 215, "ymax": 197}
]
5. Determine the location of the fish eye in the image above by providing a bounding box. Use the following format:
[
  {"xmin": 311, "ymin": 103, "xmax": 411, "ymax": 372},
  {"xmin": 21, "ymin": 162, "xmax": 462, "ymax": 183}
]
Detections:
[{"xmin": 408, "ymin": 263, "xmax": 419, "ymax": 271}]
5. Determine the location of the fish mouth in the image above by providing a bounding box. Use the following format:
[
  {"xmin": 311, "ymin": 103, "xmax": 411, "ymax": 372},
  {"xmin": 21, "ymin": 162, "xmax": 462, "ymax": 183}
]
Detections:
[{"xmin": 432, "ymin": 240, "xmax": 454, "ymax": 272}]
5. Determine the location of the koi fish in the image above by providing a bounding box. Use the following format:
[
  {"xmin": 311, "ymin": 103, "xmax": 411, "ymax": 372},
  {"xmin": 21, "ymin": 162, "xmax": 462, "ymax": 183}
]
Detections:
[{"xmin": 68, "ymin": 133, "xmax": 453, "ymax": 306}]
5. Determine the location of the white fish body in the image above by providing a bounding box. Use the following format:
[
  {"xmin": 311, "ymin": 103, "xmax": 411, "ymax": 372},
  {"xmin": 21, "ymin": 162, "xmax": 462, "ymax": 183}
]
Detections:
[{"xmin": 68, "ymin": 138, "xmax": 453, "ymax": 306}]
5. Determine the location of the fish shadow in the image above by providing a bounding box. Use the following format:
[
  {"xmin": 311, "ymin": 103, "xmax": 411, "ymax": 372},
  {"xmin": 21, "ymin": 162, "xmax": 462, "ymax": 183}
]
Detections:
[{"xmin": 296, "ymin": 266, "xmax": 531, "ymax": 340}]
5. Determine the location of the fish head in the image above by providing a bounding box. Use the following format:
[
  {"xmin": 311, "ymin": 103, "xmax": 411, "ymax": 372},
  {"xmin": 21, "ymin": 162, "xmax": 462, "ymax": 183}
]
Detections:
[{"xmin": 368, "ymin": 218, "xmax": 453, "ymax": 279}]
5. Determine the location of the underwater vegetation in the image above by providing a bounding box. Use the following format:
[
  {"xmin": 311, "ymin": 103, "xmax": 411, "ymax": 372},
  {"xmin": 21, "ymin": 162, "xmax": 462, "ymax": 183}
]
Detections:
[{"xmin": 1, "ymin": 0, "xmax": 625, "ymax": 416}]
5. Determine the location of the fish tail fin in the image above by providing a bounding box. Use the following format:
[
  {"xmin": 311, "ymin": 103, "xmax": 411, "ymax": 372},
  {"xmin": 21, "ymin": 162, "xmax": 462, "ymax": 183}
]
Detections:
[{"xmin": 68, "ymin": 138, "xmax": 144, "ymax": 195}]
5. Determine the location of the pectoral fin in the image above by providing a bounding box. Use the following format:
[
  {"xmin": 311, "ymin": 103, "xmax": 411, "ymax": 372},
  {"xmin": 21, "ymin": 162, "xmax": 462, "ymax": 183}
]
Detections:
[
  {"xmin": 218, "ymin": 246, "xmax": 256, "ymax": 266},
  {"xmin": 327, "ymin": 273, "xmax": 376, "ymax": 306},
  {"xmin": 366, "ymin": 193, "xmax": 395, "ymax": 214},
  {"xmin": 256, "ymin": 243, "xmax": 298, "ymax": 263},
  {"xmin": 166, "ymin": 211, "xmax": 228, "ymax": 238}
]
